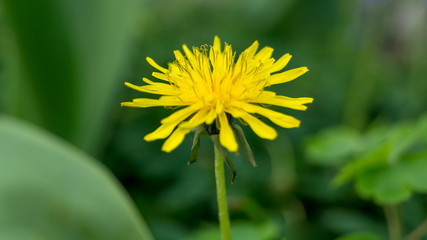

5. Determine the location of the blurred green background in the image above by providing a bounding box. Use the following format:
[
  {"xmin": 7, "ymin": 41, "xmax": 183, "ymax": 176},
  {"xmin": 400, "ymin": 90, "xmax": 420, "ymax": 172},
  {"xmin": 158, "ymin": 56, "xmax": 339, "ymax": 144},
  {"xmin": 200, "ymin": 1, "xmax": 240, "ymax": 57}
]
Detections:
[{"xmin": 1, "ymin": 0, "xmax": 427, "ymax": 239}]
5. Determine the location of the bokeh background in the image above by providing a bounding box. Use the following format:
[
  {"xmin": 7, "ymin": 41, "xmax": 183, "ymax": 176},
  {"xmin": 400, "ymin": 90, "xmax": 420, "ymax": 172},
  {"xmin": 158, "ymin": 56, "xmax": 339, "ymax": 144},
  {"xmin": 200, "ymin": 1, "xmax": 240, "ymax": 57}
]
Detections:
[{"xmin": 1, "ymin": 0, "xmax": 427, "ymax": 239}]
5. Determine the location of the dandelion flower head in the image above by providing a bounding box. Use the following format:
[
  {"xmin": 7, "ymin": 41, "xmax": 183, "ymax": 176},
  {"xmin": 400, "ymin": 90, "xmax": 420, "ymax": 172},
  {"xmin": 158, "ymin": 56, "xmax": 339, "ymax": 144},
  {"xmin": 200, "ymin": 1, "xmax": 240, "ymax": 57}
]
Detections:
[{"xmin": 122, "ymin": 36, "xmax": 313, "ymax": 153}]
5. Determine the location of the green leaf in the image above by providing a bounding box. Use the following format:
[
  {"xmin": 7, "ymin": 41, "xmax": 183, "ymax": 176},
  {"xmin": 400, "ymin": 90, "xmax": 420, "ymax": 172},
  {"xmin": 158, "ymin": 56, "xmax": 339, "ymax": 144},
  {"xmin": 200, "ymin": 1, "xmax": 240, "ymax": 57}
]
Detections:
[
  {"xmin": 358, "ymin": 126, "xmax": 390, "ymax": 153},
  {"xmin": 333, "ymin": 145, "xmax": 390, "ymax": 186},
  {"xmin": 355, "ymin": 167, "xmax": 411, "ymax": 204},
  {"xmin": 332, "ymin": 116, "xmax": 427, "ymax": 204},
  {"xmin": 306, "ymin": 126, "xmax": 360, "ymax": 166},
  {"xmin": 401, "ymin": 151, "xmax": 427, "ymax": 192},
  {"xmin": 1, "ymin": 0, "xmax": 138, "ymax": 152},
  {"xmin": 0, "ymin": 115, "xmax": 154, "ymax": 240},
  {"xmin": 339, "ymin": 151, "xmax": 427, "ymax": 205},
  {"xmin": 335, "ymin": 231, "xmax": 384, "ymax": 240},
  {"xmin": 386, "ymin": 122, "xmax": 416, "ymax": 164},
  {"xmin": 416, "ymin": 114, "xmax": 427, "ymax": 143}
]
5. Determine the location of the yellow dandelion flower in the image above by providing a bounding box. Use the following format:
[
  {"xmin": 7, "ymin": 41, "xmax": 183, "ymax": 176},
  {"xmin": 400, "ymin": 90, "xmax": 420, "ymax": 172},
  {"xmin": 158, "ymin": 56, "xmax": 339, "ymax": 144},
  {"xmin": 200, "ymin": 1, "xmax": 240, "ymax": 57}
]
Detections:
[{"xmin": 122, "ymin": 36, "xmax": 313, "ymax": 153}]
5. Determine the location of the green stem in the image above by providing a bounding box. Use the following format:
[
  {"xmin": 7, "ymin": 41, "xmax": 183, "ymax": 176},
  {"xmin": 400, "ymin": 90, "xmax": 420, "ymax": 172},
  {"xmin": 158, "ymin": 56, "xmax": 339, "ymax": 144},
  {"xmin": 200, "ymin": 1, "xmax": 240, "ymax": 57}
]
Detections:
[
  {"xmin": 214, "ymin": 144, "xmax": 232, "ymax": 240},
  {"xmin": 384, "ymin": 205, "xmax": 402, "ymax": 240},
  {"xmin": 403, "ymin": 218, "xmax": 427, "ymax": 240}
]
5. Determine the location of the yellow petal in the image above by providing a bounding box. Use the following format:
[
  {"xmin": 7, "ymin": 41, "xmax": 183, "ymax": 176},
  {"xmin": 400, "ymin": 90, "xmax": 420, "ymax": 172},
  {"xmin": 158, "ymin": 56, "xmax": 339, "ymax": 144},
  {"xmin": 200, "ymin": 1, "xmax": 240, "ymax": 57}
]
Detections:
[
  {"xmin": 268, "ymin": 67, "xmax": 309, "ymax": 85},
  {"xmin": 160, "ymin": 103, "xmax": 202, "ymax": 124},
  {"xmin": 179, "ymin": 108, "xmax": 210, "ymax": 129},
  {"xmin": 173, "ymin": 50, "xmax": 185, "ymax": 62},
  {"xmin": 161, "ymin": 108, "xmax": 211, "ymax": 152},
  {"xmin": 254, "ymin": 46, "xmax": 273, "ymax": 61},
  {"xmin": 121, "ymin": 97, "xmax": 187, "ymax": 108},
  {"xmin": 161, "ymin": 128, "xmax": 191, "ymax": 152},
  {"xmin": 144, "ymin": 123, "xmax": 177, "ymax": 141},
  {"xmin": 218, "ymin": 111, "xmax": 238, "ymax": 152},
  {"xmin": 182, "ymin": 44, "xmax": 197, "ymax": 67},
  {"xmin": 121, "ymin": 102, "xmax": 138, "ymax": 108},
  {"xmin": 259, "ymin": 58, "xmax": 275, "ymax": 70},
  {"xmin": 213, "ymin": 36, "xmax": 221, "ymax": 52},
  {"xmin": 259, "ymin": 91, "xmax": 277, "ymax": 97},
  {"xmin": 251, "ymin": 95, "xmax": 314, "ymax": 111},
  {"xmin": 152, "ymin": 72, "xmax": 168, "ymax": 81},
  {"xmin": 133, "ymin": 96, "xmax": 187, "ymax": 106},
  {"xmin": 145, "ymin": 104, "xmax": 201, "ymax": 141},
  {"xmin": 146, "ymin": 57, "xmax": 168, "ymax": 73},
  {"xmin": 205, "ymin": 108, "xmax": 217, "ymax": 124},
  {"xmin": 124, "ymin": 81, "xmax": 177, "ymax": 95},
  {"xmin": 240, "ymin": 103, "xmax": 301, "ymax": 128},
  {"xmin": 245, "ymin": 40, "xmax": 259, "ymax": 58},
  {"xmin": 215, "ymin": 102, "xmax": 224, "ymax": 114},
  {"xmin": 265, "ymin": 53, "xmax": 292, "ymax": 74},
  {"xmin": 228, "ymin": 108, "xmax": 277, "ymax": 140}
]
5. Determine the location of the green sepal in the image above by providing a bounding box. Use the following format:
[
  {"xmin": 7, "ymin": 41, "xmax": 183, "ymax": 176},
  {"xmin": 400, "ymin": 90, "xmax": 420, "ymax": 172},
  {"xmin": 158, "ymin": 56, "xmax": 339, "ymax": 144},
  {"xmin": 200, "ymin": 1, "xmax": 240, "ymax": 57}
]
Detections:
[
  {"xmin": 233, "ymin": 124, "xmax": 257, "ymax": 168},
  {"xmin": 237, "ymin": 118, "xmax": 248, "ymax": 126},
  {"xmin": 164, "ymin": 106, "xmax": 179, "ymax": 110},
  {"xmin": 215, "ymin": 117, "xmax": 221, "ymax": 130},
  {"xmin": 211, "ymin": 135, "xmax": 237, "ymax": 183},
  {"xmin": 188, "ymin": 125, "xmax": 208, "ymax": 165}
]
